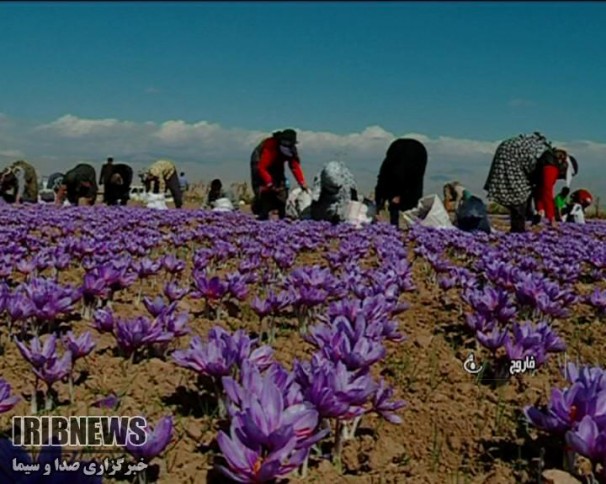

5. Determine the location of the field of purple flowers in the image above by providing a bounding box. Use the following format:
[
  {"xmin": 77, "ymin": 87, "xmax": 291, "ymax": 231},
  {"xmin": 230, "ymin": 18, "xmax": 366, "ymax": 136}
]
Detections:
[{"xmin": 0, "ymin": 205, "xmax": 605, "ymax": 483}]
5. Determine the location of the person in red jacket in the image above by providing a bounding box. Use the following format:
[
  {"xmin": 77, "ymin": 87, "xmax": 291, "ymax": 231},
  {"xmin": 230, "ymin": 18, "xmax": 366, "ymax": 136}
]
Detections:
[
  {"xmin": 250, "ymin": 129, "xmax": 308, "ymax": 220},
  {"xmin": 532, "ymin": 149, "xmax": 578, "ymax": 227}
]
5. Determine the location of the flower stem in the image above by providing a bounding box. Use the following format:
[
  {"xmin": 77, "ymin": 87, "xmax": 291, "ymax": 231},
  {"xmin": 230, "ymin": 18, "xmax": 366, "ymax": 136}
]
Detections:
[
  {"xmin": 68, "ymin": 372, "xmax": 74, "ymax": 403},
  {"xmin": 333, "ymin": 419, "xmax": 344, "ymax": 468},
  {"xmin": 136, "ymin": 283, "xmax": 143, "ymax": 306},
  {"xmin": 347, "ymin": 415, "xmax": 362, "ymax": 440},
  {"xmin": 45, "ymin": 387, "xmax": 54, "ymax": 411},
  {"xmin": 300, "ymin": 452, "xmax": 309, "ymax": 478},
  {"xmin": 268, "ymin": 317, "xmax": 276, "ymax": 345},
  {"xmin": 213, "ymin": 379, "xmax": 227, "ymax": 419}
]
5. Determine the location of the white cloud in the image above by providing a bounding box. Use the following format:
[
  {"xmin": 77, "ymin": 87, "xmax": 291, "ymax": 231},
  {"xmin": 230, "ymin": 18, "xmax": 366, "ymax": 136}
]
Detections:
[
  {"xmin": 145, "ymin": 87, "xmax": 161, "ymax": 94},
  {"xmin": 0, "ymin": 149, "xmax": 24, "ymax": 159},
  {"xmin": 35, "ymin": 115, "xmax": 139, "ymax": 138},
  {"xmin": 1, "ymin": 114, "xmax": 605, "ymax": 199}
]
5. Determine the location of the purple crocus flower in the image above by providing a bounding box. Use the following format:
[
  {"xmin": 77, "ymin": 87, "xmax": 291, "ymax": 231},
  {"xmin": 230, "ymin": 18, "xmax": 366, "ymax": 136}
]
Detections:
[
  {"xmin": 15, "ymin": 335, "xmax": 58, "ymax": 368},
  {"xmin": 294, "ymin": 355, "xmax": 377, "ymax": 420},
  {"xmin": 192, "ymin": 273, "xmax": 228, "ymax": 301},
  {"xmin": 588, "ymin": 289, "xmax": 606, "ymax": 314},
  {"xmin": 63, "ymin": 331, "xmax": 96, "ymax": 360},
  {"xmin": 16, "ymin": 259, "xmax": 36, "ymax": 276},
  {"xmin": 33, "ymin": 351, "xmax": 73, "ymax": 387},
  {"xmin": 0, "ymin": 378, "xmax": 20, "ymax": 414},
  {"xmin": 524, "ymin": 383, "xmax": 589, "ymax": 433},
  {"xmin": 535, "ymin": 321, "xmax": 566, "ymax": 353},
  {"xmin": 565, "ymin": 415, "xmax": 606, "ymax": 462},
  {"xmin": 20, "ymin": 278, "xmax": 79, "ymax": 322},
  {"xmin": 438, "ymin": 275, "xmax": 457, "ymax": 290},
  {"xmin": 92, "ymin": 393, "xmax": 120, "ymax": 410},
  {"xmin": 114, "ymin": 316, "xmax": 173, "ymax": 357},
  {"xmin": 564, "ymin": 363, "xmax": 606, "ymax": 391},
  {"xmin": 125, "ymin": 415, "xmax": 173, "ymax": 461},
  {"xmin": 0, "ymin": 282, "xmax": 9, "ymax": 314},
  {"xmin": 80, "ymin": 272, "xmax": 109, "ymax": 304},
  {"xmin": 163, "ymin": 282, "xmax": 189, "ymax": 302},
  {"xmin": 267, "ymin": 291, "xmax": 292, "ymax": 313},
  {"xmin": 372, "ymin": 379, "xmax": 405, "ymax": 424},
  {"xmin": 172, "ymin": 332, "xmax": 237, "ymax": 378},
  {"xmin": 217, "ymin": 370, "xmax": 326, "ymax": 484},
  {"xmin": 476, "ymin": 326, "xmax": 507, "ymax": 352},
  {"xmin": 228, "ymin": 329, "xmax": 273, "ymax": 369},
  {"xmin": 218, "ymin": 422, "xmax": 306, "ymax": 483},
  {"xmin": 223, "ymin": 361, "xmax": 303, "ymax": 417},
  {"xmin": 91, "ymin": 308, "xmax": 115, "ymax": 333},
  {"xmin": 250, "ymin": 296, "xmax": 272, "ymax": 319},
  {"xmin": 143, "ymin": 296, "xmax": 170, "ymax": 318},
  {"xmin": 159, "ymin": 310, "xmax": 191, "ymax": 338},
  {"xmin": 307, "ymin": 317, "xmax": 386, "ymax": 371},
  {"xmin": 226, "ymin": 272, "xmax": 248, "ymax": 301},
  {"xmin": 132, "ymin": 258, "xmax": 161, "ymax": 278},
  {"xmin": 231, "ymin": 380, "xmax": 326, "ymax": 452},
  {"xmin": 6, "ymin": 293, "xmax": 35, "ymax": 322},
  {"xmin": 162, "ymin": 255, "xmax": 185, "ymax": 275}
]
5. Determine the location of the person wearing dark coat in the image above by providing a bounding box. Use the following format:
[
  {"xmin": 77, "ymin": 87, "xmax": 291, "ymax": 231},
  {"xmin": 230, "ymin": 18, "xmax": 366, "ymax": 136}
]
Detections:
[
  {"xmin": 375, "ymin": 138, "xmax": 428, "ymax": 227},
  {"xmin": 56, "ymin": 164, "xmax": 98, "ymax": 206},
  {"xmin": 104, "ymin": 163, "xmax": 133, "ymax": 206},
  {"xmin": 99, "ymin": 157, "xmax": 114, "ymax": 203}
]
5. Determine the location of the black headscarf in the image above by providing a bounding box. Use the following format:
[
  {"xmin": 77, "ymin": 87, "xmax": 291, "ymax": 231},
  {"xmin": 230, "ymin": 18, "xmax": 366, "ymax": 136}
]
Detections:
[{"xmin": 375, "ymin": 138, "xmax": 428, "ymax": 211}]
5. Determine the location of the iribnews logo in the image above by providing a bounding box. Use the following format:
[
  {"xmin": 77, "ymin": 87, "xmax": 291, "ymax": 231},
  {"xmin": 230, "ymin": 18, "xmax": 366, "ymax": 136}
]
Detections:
[{"xmin": 12, "ymin": 416, "xmax": 147, "ymax": 447}]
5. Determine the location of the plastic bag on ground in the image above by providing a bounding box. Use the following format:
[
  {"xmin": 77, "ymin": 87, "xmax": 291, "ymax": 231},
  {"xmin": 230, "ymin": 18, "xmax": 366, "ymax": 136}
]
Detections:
[
  {"xmin": 146, "ymin": 193, "xmax": 168, "ymax": 210},
  {"xmin": 455, "ymin": 196, "xmax": 491, "ymax": 234},
  {"xmin": 567, "ymin": 204, "xmax": 586, "ymax": 224},
  {"xmin": 344, "ymin": 199, "xmax": 376, "ymax": 228},
  {"xmin": 211, "ymin": 197, "xmax": 235, "ymax": 212},
  {"xmin": 286, "ymin": 187, "xmax": 312, "ymax": 219},
  {"xmin": 402, "ymin": 194, "xmax": 455, "ymax": 229}
]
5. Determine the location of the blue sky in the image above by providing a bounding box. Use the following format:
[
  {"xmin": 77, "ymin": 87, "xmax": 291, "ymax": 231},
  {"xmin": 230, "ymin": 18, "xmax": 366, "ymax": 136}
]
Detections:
[{"xmin": 0, "ymin": 2, "xmax": 605, "ymax": 197}]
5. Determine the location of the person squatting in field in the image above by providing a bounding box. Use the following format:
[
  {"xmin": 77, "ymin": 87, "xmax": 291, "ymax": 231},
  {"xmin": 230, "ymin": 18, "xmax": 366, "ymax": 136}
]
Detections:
[
  {"xmin": 375, "ymin": 138, "xmax": 428, "ymax": 227},
  {"xmin": 310, "ymin": 160, "xmax": 359, "ymax": 224},
  {"xmin": 0, "ymin": 160, "xmax": 38, "ymax": 204},
  {"xmin": 104, "ymin": 163, "xmax": 133, "ymax": 206},
  {"xmin": 554, "ymin": 186, "xmax": 571, "ymax": 222},
  {"xmin": 250, "ymin": 129, "xmax": 309, "ymax": 220},
  {"xmin": 56, "ymin": 164, "xmax": 98, "ymax": 206},
  {"xmin": 140, "ymin": 159, "xmax": 183, "ymax": 209},
  {"xmin": 484, "ymin": 132, "xmax": 578, "ymax": 233},
  {"xmin": 562, "ymin": 189, "xmax": 593, "ymax": 223}
]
